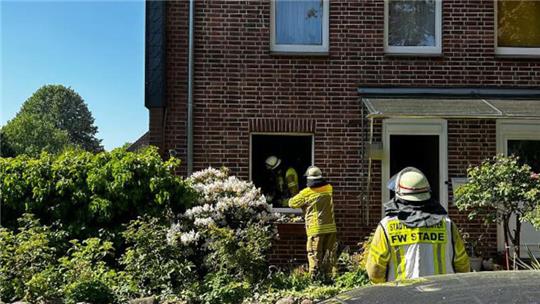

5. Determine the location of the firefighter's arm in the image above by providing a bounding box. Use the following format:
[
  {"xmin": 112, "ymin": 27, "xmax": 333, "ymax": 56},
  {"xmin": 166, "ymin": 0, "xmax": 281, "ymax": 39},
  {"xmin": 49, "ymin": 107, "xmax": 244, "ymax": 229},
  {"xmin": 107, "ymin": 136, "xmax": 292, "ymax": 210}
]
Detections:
[
  {"xmin": 288, "ymin": 190, "xmax": 306, "ymax": 209},
  {"xmin": 451, "ymin": 222, "xmax": 471, "ymax": 273},
  {"xmin": 366, "ymin": 224, "xmax": 391, "ymax": 283}
]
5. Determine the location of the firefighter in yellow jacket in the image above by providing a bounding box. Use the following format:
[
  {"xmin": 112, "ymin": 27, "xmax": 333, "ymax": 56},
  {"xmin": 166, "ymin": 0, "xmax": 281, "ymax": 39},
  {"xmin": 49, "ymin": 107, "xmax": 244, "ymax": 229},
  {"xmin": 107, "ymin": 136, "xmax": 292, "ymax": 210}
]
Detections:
[
  {"xmin": 366, "ymin": 167, "xmax": 470, "ymax": 283},
  {"xmin": 265, "ymin": 156, "xmax": 299, "ymax": 207},
  {"xmin": 289, "ymin": 166, "xmax": 337, "ymax": 279}
]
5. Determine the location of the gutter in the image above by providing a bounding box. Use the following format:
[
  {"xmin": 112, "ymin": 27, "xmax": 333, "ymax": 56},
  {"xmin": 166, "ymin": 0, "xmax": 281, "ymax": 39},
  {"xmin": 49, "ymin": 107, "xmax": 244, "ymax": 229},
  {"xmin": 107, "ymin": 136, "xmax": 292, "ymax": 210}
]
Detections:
[
  {"xmin": 357, "ymin": 87, "xmax": 540, "ymax": 99},
  {"xmin": 187, "ymin": 0, "xmax": 194, "ymax": 175}
]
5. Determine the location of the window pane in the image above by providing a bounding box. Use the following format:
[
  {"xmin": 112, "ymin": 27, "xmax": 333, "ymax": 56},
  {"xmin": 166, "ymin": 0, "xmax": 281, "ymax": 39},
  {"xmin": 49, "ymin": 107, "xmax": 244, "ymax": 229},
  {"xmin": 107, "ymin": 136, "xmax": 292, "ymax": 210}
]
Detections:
[
  {"xmin": 388, "ymin": 0, "xmax": 436, "ymax": 47},
  {"xmin": 508, "ymin": 140, "xmax": 540, "ymax": 172},
  {"xmin": 275, "ymin": 0, "xmax": 323, "ymax": 45},
  {"xmin": 498, "ymin": 1, "xmax": 540, "ymax": 48}
]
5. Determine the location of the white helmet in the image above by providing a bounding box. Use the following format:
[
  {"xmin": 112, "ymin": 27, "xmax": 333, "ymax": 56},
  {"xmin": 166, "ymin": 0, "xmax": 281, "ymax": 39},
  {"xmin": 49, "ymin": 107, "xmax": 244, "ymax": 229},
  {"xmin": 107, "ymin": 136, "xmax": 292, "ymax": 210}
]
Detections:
[
  {"xmin": 304, "ymin": 166, "xmax": 323, "ymax": 180},
  {"xmin": 387, "ymin": 167, "xmax": 431, "ymax": 202},
  {"xmin": 265, "ymin": 156, "xmax": 281, "ymax": 170}
]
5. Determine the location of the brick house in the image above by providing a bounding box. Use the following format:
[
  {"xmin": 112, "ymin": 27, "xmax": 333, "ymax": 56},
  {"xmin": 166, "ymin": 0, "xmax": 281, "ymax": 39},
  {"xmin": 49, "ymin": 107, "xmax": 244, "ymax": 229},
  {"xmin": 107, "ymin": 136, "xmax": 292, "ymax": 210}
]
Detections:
[{"xmin": 144, "ymin": 0, "xmax": 540, "ymax": 264}]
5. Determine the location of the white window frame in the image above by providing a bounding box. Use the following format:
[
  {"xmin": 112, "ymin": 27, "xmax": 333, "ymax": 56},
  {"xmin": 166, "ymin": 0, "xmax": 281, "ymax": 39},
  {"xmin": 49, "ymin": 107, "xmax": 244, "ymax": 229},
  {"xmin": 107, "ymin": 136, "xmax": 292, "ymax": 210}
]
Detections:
[
  {"xmin": 270, "ymin": 0, "xmax": 329, "ymax": 54},
  {"xmin": 384, "ymin": 0, "xmax": 442, "ymax": 55},
  {"xmin": 494, "ymin": 0, "xmax": 540, "ymax": 57},
  {"xmin": 496, "ymin": 119, "xmax": 540, "ymax": 255},
  {"xmin": 381, "ymin": 119, "xmax": 448, "ymax": 215},
  {"xmin": 249, "ymin": 132, "xmax": 315, "ymax": 214}
]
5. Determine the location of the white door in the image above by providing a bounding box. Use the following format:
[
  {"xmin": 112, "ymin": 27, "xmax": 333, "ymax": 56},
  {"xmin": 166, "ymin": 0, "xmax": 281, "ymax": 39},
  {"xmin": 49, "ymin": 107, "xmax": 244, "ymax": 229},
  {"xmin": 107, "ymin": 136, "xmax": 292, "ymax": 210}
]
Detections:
[
  {"xmin": 497, "ymin": 120, "xmax": 540, "ymax": 257},
  {"xmin": 382, "ymin": 119, "xmax": 448, "ymax": 212}
]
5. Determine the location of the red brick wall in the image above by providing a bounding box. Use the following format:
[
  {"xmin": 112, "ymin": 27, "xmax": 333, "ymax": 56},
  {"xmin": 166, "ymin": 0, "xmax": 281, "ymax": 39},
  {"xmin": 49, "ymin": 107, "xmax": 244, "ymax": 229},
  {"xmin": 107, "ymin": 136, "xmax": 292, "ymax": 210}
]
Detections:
[
  {"xmin": 447, "ymin": 119, "xmax": 498, "ymax": 257},
  {"xmin": 159, "ymin": 1, "xmax": 540, "ymax": 263},
  {"xmin": 164, "ymin": 0, "xmax": 190, "ymax": 175}
]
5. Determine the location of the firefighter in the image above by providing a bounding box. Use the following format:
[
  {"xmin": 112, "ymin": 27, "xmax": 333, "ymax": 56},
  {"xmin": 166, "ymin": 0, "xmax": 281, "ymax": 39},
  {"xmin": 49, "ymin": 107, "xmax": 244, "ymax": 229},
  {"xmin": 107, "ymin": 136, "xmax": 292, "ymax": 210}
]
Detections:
[
  {"xmin": 366, "ymin": 167, "xmax": 470, "ymax": 283},
  {"xmin": 289, "ymin": 166, "xmax": 337, "ymax": 280},
  {"xmin": 265, "ymin": 155, "xmax": 299, "ymax": 206}
]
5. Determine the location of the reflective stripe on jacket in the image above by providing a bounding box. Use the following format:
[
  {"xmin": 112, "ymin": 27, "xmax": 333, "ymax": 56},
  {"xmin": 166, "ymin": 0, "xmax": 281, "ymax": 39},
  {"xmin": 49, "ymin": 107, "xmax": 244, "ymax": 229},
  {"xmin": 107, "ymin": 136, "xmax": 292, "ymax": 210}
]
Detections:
[
  {"xmin": 285, "ymin": 167, "xmax": 299, "ymax": 196},
  {"xmin": 288, "ymin": 184, "xmax": 336, "ymax": 237},
  {"xmin": 366, "ymin": 215, "xmax": 470, "ymax": 283}
]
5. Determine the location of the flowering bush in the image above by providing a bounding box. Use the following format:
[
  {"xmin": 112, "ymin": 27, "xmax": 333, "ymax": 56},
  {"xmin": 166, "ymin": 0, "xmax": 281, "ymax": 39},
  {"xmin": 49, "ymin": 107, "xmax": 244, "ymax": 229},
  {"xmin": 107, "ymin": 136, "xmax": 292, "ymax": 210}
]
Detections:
[
  {"xmin": 166, "ymin": 167, "xmax": 278, "ymax": 303},
  {"xmin": 168, "ymin": 167, "xmax": 277, "ymax": 250},
  {"xmin": 185, "ymin": 167, "xmax": 276, "ymax": 230}
]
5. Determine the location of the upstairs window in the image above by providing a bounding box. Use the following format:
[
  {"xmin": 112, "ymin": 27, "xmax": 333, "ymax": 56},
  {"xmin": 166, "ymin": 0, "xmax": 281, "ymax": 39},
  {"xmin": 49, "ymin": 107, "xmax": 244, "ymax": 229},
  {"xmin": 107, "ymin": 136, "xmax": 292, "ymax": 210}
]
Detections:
[
  {"xmin": 496, "ymin": 0, "xmax": 540, "ymax": 57},
  {"xmin": 384, "ymin": 0, "xmax": 442, "ymax": 55},
  {"xmin": 270, "ymin": 0, "xmax": 329, "ymax": 54}
]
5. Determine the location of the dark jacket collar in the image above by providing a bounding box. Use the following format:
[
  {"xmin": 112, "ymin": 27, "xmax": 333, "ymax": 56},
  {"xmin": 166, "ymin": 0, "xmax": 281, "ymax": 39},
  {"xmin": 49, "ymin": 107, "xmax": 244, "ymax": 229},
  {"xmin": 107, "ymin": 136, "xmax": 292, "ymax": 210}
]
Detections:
[
  {"xmin": 307, "ymin": 178, "xmax": 328, "ymax": 188},
  {"xmin": 384, "ymin": 197, "xmax": 447, "ymax": 228}
]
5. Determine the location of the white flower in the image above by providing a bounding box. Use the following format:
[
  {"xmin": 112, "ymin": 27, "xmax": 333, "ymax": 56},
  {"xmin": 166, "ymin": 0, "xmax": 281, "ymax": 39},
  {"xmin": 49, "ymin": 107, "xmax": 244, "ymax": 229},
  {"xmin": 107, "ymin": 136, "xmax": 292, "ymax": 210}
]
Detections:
[
  {"xmin": 194, "ymin": 217, "xmax": 215, "ymax": 227},
  {"xmin": 166, "ymin": 222, "xmax": 183, "ymax": 245},
  {"xmin": 180, "ymin": 230, "xmax": 200, "ymax": 246}
]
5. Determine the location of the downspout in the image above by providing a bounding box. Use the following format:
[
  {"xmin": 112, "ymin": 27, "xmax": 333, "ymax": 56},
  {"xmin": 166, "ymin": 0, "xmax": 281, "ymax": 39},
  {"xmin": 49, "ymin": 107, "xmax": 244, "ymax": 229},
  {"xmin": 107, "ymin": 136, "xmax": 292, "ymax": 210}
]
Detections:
[
  {"xmin": 366, "ymin": 117, "xmax": 374, "ymax": 226},
  {"xmin": 187, "ymin": 0, "xmax": 194, "ymax": 175}
]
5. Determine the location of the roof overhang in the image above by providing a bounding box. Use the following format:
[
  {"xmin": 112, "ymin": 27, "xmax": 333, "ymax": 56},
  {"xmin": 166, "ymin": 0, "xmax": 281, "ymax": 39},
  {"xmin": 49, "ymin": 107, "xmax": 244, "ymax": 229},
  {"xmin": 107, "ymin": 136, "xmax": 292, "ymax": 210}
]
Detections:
[{"xmin": 358, "ymin": 87, "xmax": 540, "ymax": 119}]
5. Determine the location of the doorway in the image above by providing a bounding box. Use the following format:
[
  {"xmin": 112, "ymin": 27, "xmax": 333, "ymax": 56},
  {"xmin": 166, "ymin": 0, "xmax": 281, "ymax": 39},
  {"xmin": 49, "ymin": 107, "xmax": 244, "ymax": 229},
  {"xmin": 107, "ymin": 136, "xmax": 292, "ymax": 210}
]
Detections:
[
  {"xmin": 382, "ymin": 119, "xmax": 448, "ymax": 211},
  {"xmin": 497, "ymin": 120, "xmax": 540, "ymax": 257},
  {"xmin": 390, "ymin": 135, "xmax": 440, "ymax": 202}
]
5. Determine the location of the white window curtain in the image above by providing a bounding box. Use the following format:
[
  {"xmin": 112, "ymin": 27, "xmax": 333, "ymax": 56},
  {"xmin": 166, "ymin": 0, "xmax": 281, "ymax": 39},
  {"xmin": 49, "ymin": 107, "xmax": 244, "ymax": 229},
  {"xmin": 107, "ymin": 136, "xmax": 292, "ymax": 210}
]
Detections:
[
  {"xmin": 275, "ymin": 0, "xmax": 323, "ymax": 45},
  {"xmin": 388, "ymin": 0, "xmax": 436, "ymax": 47}
]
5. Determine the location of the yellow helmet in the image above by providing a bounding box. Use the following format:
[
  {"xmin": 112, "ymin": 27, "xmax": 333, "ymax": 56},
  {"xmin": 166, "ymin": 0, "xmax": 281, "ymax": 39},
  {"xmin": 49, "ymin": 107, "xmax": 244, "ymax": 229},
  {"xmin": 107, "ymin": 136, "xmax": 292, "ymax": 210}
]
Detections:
[
  {"xmin": 265, "ymin": 156, "xmax": 281, "ymax": 170},
  {"xmin": 388, "ymin": 167, "xmax": 431, "ymax": 202}
]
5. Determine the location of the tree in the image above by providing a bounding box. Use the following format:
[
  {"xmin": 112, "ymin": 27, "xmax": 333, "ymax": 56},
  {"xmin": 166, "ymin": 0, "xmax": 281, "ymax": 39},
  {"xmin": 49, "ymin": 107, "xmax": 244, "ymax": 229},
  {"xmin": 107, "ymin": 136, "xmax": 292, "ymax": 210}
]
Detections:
[
  {"xmin": 455, "ymin": 155, "xmax": 540, "ymax": 257},
  {"xmin": 2, "ymin": 85, "xmax": 102, "ymax": 156},
  {"xmin": 1, "ymin": 114, "xmax": 71, "ymax": 156},
  {"xmin": 0, "ymin": 129, "xmax": 15, "ymax": 157}
]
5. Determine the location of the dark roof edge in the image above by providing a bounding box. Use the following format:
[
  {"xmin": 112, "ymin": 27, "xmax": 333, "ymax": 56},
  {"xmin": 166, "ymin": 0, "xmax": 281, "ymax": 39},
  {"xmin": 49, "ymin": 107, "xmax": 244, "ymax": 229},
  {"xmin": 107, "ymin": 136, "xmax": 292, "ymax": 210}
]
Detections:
[
  {"xmin": 145, "ymin": 0, "xmax": 167, "ymax": 109},
  {"xmin": 357, "ymin": 87, "xmax": 540, "ymax": 99}
]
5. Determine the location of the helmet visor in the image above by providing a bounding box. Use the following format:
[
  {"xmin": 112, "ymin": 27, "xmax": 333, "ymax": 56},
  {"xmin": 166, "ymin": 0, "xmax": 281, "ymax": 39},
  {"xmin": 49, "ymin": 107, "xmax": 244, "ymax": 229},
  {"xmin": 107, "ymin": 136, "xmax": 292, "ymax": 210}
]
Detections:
[{"xmin": 387, "ymin": 172, "xmax": 399, "ymax": 192}]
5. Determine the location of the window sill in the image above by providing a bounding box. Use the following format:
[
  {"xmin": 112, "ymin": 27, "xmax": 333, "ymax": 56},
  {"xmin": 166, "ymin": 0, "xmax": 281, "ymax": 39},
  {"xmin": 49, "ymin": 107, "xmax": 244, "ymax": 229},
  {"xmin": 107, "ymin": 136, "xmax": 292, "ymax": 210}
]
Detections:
[
  {"xmin": 495, "ymin": 47, "xmax": 540, "ymax": 58},
  {"xmin": 384, "ymin": 52, "xmax": 443, "ymax": 58},
  {"xmin": 272, "ymin": 207, "xmax": 302, "ymax": 214},
  {"xmin": 270, "ymin": 50, "xmax": 329, "ymax": 57}
]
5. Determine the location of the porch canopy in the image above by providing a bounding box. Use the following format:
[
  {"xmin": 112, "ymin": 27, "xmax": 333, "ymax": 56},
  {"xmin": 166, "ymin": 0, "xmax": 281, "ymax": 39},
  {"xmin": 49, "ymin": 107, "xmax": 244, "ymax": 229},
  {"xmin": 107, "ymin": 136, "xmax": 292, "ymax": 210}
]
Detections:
[{"xmin": 358, "ymin": 88, "xmax": 540, "ymax": 119}]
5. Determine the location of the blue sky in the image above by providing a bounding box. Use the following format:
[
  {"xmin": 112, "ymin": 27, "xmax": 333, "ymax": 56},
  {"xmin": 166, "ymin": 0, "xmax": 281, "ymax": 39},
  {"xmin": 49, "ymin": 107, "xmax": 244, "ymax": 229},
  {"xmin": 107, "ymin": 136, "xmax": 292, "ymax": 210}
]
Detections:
[{"xmin": 1, "ymin": 0, "xmax": 146, "ymax": 150}]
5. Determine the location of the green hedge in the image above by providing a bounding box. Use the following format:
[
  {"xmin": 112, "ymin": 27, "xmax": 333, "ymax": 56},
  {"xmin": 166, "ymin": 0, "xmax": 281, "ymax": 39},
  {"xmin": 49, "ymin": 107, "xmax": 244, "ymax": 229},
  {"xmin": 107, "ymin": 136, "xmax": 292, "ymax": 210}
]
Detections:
[{"xmin": 0, "ymin": 147, "xmax": 194, "ymax": 239}]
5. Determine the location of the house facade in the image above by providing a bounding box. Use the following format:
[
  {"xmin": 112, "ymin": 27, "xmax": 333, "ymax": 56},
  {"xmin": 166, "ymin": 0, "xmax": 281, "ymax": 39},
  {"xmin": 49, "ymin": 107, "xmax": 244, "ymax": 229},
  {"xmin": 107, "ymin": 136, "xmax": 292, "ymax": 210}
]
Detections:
[{"xmin": 145, "ymin": 0, "xmax": 540, "ymax": 264}]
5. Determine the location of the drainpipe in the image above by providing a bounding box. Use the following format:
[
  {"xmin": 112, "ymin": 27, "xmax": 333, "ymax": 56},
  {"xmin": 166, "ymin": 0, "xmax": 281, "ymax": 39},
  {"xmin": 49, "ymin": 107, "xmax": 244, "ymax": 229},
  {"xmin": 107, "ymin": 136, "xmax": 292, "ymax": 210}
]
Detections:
[
  {"xmin": 366, "ymin": 117, "xmax": 374, "ymax": 226},
  {"xmin": 187, "ymin": 0, "xmax": 194, "ymax": 175}
]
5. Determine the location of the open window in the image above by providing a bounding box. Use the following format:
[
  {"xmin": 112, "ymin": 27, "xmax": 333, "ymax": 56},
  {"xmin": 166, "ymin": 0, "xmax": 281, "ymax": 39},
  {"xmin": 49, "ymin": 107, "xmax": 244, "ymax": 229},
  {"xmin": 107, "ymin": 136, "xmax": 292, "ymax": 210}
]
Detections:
[
  {"xmin": 384, "ymin": 0, "xmax": 442, "ymax": 55},
  {"xmin": 270, "ymin": 0, "xmax": 329, "ymax": 54},
  {"xmin": 496, "ymin": 0, "xmax": 540, "ymax": 57},
  {"xmin": 250, "ymin": 134, "xmax": 313, "ymax": 210}
]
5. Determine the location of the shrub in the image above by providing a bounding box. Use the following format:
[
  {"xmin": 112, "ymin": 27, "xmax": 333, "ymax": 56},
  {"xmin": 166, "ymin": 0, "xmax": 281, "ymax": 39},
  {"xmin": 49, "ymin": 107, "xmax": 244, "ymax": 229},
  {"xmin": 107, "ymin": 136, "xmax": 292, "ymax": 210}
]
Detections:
[
  {"xmin": 0, "ymin": 215, "xmax": 62, "ymax": 302},
  {"xmin": 455, "ymin": 155, "xmax": 540, "ymax": 256},
  {"xmin": 64, "ymin": 279, "xmax": 115, "ymax": 304},
  {"xmin": 168, "ymin": 167, "xmax": 277, "ymax": 271},
  {"xmin": 25, "ymin": 266, "xmax": 64, "ymax": 303},
  {"xmin": 200, "ymin": 271, "xmax": 251, "ymax": 304},
  {"xmin": 165, "ymin": 167, "xmax": 278, "ymax": 302},
  {"xmin": 121, "ymin": 217, "xmax": 196, "ymax": 299},
  {"xmin": 334, "ymin": 268, "xmax": 370, "ymax": 289},
  {"xmin": 0, "ymin": 147, "xmax": 194, "ymax": 241}
]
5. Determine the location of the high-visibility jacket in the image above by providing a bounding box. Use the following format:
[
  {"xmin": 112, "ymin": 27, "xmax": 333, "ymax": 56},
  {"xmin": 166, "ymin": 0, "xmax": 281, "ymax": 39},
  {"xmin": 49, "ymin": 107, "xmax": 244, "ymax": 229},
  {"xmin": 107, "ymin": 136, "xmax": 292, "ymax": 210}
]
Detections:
[
  {"xmin": 285, "ymin": 167, "xmax": 299, "ymax": 196},
  {"xmin": 366, "ymin": 215, "xmax": 470, "ymax": 283},
  {"xmin": 288, "ymin": 184, "xmax": 336, "ymax": 237}
]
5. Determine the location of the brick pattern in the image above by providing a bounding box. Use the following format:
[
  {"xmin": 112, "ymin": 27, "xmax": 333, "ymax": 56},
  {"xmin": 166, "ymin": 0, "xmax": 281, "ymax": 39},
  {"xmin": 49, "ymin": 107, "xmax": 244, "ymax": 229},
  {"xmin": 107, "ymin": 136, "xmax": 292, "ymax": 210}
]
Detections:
[
  {"xmin": 269, "ymin": 224, "xmax": 308, "ymax": 266},
  {"xmin": 249, "ymin": 118, "xmax": 316, "ymax": 133},
  {"xmin": 447, "ymin": 119, "xmax": 498, "ymax": 257},
  {"xmin": 165, "ymin": 1, "xmax": 190, "ymax": 175},
  {"xmin": 158, "ymin": 0, "xmax": 540, "ymax": 264}
]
